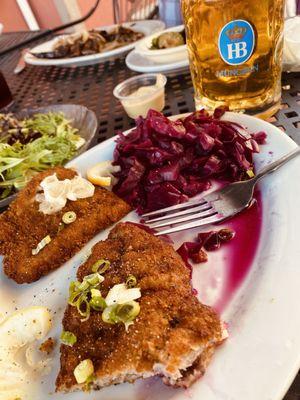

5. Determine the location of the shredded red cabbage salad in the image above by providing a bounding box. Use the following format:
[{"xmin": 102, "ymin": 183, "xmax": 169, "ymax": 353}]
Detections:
[
  {"xmin": 177, "ymin": 228, "xmax": 235, "ymax": 275},
  {"xmin": 112, "ymin": 107, "xmax": 267, "ymax": 214}
]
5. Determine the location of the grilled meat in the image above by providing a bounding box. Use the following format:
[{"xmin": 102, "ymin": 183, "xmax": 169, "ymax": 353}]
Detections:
[{"xmin": 34, "ymin": 26, "xmax": 144, "ymax": 59}]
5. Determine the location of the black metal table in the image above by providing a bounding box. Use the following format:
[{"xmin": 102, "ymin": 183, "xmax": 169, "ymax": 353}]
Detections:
[
  {"xmin": 0, "ymin": 31, "xmax": 299, "ymax": 400},
  {"xmin": 1, "ymin": 32, "xmax": 300, "ymax": 145}
]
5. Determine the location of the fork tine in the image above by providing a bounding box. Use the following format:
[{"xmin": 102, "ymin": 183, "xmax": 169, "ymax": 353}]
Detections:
[
  {"xmin": 142, "ymin": 198, "xmax": 207, "ymax": 218},
  {"xmin": 154, "ymin": 214, "xmax": 224, "ymax": 236},
  {"xmin": 144, "ymin": 203, "xmax": 212, "ymax": 224},
  {"xmin": 148, "ymin": 208, "xmax": 217, "ymax": 229}
]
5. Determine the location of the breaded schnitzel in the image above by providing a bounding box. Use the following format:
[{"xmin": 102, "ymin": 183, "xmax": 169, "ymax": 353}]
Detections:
[
  {"xmin": 56, "ymin": 222, "xmax": 225, "ymax": 392},
  {"xmin": 0, "ymin": 167, "xmax": 130, "ymax": 284}
]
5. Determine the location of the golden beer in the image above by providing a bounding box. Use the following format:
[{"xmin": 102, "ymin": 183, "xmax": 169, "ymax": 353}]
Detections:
[{"xmin": 181, "ymin": 0, "xmax": 285, "ymax": 114}]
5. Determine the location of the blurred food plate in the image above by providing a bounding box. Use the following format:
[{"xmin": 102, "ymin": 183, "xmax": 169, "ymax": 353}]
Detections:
[
  {"xmin": 24, "ymin": 20, "xmax": 165, "ymax": 68},
  {"xmin": 0, "ymin": 104, "xmax": 97, "ymax": 209},
  {"xmin": 126, "ymin": 49, "xmax": 189, "ymax": 74},
  {"xmin": 135, "ymin": 24, "xmax": 188, "ymax": 64},
  {"xmin": 283, "ymin": 16, "xmax": 300, "ymax": 72}
]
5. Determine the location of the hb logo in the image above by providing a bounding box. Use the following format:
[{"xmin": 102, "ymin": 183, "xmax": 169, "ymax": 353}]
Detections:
[{"xmin": 218, "ymin": 20, "xmax": 255, "ymax": 66}]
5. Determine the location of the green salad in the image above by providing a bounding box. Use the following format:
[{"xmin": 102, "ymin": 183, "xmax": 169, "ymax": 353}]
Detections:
[{"xmin": 0, "ymin": 112, "xmax": 85, "ymax": 200}]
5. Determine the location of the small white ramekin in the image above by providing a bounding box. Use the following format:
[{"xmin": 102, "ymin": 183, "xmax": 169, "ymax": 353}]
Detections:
[{"xmin": 113, "ymin": 73, "xmax": 167, "ymax": 119}]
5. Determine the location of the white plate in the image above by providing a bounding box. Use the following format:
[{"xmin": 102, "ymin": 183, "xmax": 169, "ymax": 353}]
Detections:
[
  {"xmin": 126, "ymin": 49, "xmax": 189, "ymax": 73},
  {"xmin": 283, "ymin": 16, "xmax": 300, "ymax": 72},
  {"xmin": 0, "ymin": 113, "xmax": 300, "ymax": 400},
  {"xmin": 24, "ymin": 20, "xmax": 165, "ymax": 68}
]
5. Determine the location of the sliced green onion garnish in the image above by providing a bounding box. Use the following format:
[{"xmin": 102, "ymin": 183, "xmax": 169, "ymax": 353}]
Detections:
[
  {"xmin": 91, "ymin": 259, "xmax": 110, "ymax": 274},
  {"xmin": 90, "ymin": 296, "xmax": 106, "ymax": 311},
  {"xmin": 116, "ymin": 301, "xmax": 140, "ymax": 322},
  {"xmin": 60, "ymin": 330, "xmax": 77, "ymax": 346},
  {"xmin": 83, "ymin": 373, "xmax": 96, "ymax": 392},
  {"xmin": 91, "ymin": 288, "xmax": 101, "ymax": 298},
  {"xmin": 69, "ymin": 281, "xmax": 76, "ymax": 295},
  {"xmin": 102, "ymin": 305, "xmax": 118, "ymax": 324},
  {"xmin": 126, "ymin": 275, "xmax": 137, "ymax": 288},
  {"xmin": 68, "ymin": 274, "xmax": 104, "ymax": 321},
  {"xmin": 68, "ymin": 268, "xmax": 140, "ymax": 326},
  {"xmin": 62, "ymin": 211, "xmax": 77, "ymax": 224},
  {"xmin": 77, "ymin": 280, "xmax": 90, "ymax": 292},
  {"xmin": 68, "ymin": 290, "xmax": 82, "ymax": 306},
  {"xmin": 74, "ymin": 359, "xmax": 94, "ymax": 384},
  {"xmin": 32, "ymin": 235, "xmax": 51, "ymax": 255},
  {"xmin": 83, "ymin": 273, "xmax": 104, "ymax": 286},
  {"xmin": 76, "ymin": 295, "xmax": 90, "ymax": 321},
  {"xmin": 102, "ymin": 300, "xmax": 140, "ymax": 327},
  {"xmin": 69, "ymin": 280, "xmax": 86, "ymax": 297}
]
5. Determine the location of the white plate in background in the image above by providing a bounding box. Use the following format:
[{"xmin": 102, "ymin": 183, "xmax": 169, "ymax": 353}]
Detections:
[
  {"xmin": 25, "ymin": 20, "xmax": 165, "ymax": 68},
  {"xmin": 0, "ymin": 113, "xmax": 300, "ymax": 400},
  {"xmin": 283, "ymin": 16, "xmax": 300, "ymax": 72},
  {"xmin": 126, "ymin": 49, "xmax": 189, "ymax": 73},
  {"xmin": 135, "ymin": 24, "xmax": 188, "ymax": 64}
]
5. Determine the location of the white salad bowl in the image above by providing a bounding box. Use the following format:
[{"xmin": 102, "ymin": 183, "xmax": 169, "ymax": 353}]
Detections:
[{"xmin": 0, "ymin": 104, "xmax": 97, "ymax": 209}]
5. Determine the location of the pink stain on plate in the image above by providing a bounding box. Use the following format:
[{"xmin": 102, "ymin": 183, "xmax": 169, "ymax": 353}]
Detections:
[{"xmin": 214, "ymin": 191, "xmax": 263, "ymax": 313}]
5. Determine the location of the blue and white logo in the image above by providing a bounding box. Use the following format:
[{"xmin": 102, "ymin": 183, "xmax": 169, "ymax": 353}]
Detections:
[{"xmin": 218, "ymin": 19, "xmax": 255, "ymax": 66}]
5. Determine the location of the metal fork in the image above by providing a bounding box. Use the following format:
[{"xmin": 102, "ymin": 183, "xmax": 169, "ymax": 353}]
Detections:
[{"xmin": 142, "ymin": 147, "xmax": 300, "ymax": 236}]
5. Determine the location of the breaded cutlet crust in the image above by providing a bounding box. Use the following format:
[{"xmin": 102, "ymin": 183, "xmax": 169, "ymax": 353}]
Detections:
[
  {"xmin": 56, "ymin": 222, "xmax": 223, "ymax": 392},
  {"xmin": 0, "ymin": 167, "xmax": 131, "ymax": 284}
]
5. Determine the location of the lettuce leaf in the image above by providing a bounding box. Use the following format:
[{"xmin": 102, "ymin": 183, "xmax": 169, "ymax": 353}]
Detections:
[{"xmin": 0, "ymin": 112, "xmax": 83, "ymax": 197}]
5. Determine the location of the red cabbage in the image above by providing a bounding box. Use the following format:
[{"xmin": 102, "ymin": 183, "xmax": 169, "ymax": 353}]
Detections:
[
  {"xmin": 251, "ymin": 131, "xmax": 267, "ymax": 144},
  {"xmin": 141, "ymin": 183, "xmax": 188, "ymax": 215},
  {"xmin": 177, "ymin": 228, "xmax": 235, "ymax": 270},
  {"xmin": 113, "ymin": 108, "xmax": 266, "ymax": 214}
]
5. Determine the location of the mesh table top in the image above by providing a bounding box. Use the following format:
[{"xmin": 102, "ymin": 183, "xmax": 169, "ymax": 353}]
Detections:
[
  {"xmin": 1, "ymin": 31, "xmax": 300, "ymax": 146},
  {"xmin": 0, "ymin": 31, "xmax": 299, "ymax": 400}
]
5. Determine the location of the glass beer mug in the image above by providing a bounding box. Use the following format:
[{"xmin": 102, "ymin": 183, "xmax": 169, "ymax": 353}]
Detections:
[{"xmin": 181, "ymin": 0, "xmax": 285, "ymax": 114}]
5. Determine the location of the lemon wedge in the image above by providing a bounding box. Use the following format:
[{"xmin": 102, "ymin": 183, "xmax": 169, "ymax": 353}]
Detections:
[{"xmin": 87, "ymin": 161, "xmax": 120, "ymax": 187}]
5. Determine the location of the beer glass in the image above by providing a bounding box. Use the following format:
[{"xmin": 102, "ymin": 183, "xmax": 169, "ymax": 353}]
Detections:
[{"xmin": 181, "ymin": 0, "xmax": 285, "ymax": 114}]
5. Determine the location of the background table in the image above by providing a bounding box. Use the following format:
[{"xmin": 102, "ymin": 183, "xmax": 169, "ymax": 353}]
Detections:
[{"xmin": 0, "ymin": 31, "xmax": 300, "ymax": 400}]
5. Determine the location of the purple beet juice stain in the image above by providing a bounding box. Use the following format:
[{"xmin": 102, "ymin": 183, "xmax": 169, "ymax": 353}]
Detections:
[{"xmin": 214, "ymin": 191, "xmax": 263, "ymax": 313}]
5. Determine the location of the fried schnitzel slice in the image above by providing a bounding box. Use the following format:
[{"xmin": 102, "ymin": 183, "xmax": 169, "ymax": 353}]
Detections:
[
  {"xmin": 0, "ymin": 167, "xmax": 130, "ymax": 284},
  {"xmin": 56, "ymin": 222, "xmax": 225, "ymax": 392}
]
